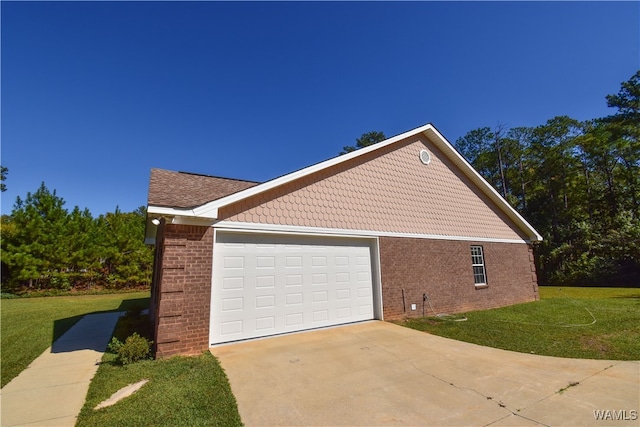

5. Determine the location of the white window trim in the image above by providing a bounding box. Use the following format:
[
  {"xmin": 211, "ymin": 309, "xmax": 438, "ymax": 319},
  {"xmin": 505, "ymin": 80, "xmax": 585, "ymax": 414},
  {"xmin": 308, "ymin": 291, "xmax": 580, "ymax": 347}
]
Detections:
[{"xmin": 471, "ymin": 245, "xmax": 487, "ymax": 287}]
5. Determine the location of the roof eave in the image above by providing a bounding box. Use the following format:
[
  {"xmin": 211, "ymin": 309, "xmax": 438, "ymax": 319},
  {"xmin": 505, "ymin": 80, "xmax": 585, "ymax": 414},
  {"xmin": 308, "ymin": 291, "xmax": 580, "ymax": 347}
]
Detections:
[{"xmin": 147, "ymin": 205, "xmax": 201, "ymax": 217}]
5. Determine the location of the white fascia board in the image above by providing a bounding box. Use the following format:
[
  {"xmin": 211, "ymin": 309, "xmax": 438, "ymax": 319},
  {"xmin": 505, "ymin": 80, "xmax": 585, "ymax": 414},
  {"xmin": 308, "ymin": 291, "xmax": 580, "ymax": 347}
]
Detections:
[
  {"xmin": 191, "ymin": 124, "xmax": 435, "ymax": 219},
  {"xmin": 147, "ymin": 205, "xmax": 198, "ymax": 217},
  {"xmin": 170, "ymin": 216, "xmax": 217, "ymax": 226},
  {"xmin": 146, "ymin": 205, "xmax": 217, "ymax": 226}
]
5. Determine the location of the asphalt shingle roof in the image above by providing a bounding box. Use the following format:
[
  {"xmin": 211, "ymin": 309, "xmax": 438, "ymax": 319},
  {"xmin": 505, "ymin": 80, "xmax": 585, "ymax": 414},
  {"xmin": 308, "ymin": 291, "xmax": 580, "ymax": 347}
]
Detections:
[{"xmin": 147, "ymin": 168, "xmax": 259, "ymax": 209}]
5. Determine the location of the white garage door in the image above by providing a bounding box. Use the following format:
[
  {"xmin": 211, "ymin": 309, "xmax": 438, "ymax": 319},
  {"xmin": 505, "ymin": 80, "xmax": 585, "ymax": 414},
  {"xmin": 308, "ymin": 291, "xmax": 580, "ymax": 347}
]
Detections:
[{"xmin": 210, "ymin": 231, "xmax": 375, "ymax": 344}]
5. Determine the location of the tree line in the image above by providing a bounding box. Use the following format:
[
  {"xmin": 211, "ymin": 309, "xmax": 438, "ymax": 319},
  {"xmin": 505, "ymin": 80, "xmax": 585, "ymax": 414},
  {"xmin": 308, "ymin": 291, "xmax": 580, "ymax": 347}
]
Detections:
[
  {"xmin": 455, "ymin": 71, "xmax": 639, "ymax": 286},
  {"xmin": 1, "ymin": 183, "xmax": 153, "ymax": 293}
]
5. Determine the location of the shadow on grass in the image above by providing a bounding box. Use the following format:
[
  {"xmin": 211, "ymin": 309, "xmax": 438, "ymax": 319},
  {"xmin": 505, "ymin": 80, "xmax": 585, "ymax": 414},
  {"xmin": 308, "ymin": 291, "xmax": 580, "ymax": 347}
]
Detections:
[
  {"xmin": 51, "ymin": 297, "xmax": 150, "ymax": 352},
  {"xmin": 611, "ymin": 294, "xmax": 640, "ymax": 299}
]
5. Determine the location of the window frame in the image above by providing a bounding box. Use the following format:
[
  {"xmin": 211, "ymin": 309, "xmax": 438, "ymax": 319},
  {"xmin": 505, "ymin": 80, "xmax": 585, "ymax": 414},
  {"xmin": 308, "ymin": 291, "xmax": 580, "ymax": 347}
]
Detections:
[{"xmin": 470, "ymin": 245, "xmax": 488, "ymax": 287}]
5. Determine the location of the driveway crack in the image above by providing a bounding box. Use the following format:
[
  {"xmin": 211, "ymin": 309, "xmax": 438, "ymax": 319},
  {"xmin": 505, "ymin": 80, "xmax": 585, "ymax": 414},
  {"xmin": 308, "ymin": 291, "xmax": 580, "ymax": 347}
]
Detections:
[
  {"xmin": 364, "ymin": 339, "xmax": 622, "ymax": 427},
  {"xmin": 407, "ymin": 360, "xmax": 551, "ymax": 427},
  {"xmin": 515, "ymin": 362, "xmax": 619, "ymax": 410},
  {"xmin": 491, "ymin": 362, "xmax": 623, "ymax": 427}
]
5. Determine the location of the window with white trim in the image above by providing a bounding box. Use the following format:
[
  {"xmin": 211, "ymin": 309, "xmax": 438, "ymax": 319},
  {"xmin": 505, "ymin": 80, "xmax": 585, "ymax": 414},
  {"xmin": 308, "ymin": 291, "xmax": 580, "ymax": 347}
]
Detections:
[{"xmin": 470, "ymin": 245, "xmax": 487, "ymax": 286}]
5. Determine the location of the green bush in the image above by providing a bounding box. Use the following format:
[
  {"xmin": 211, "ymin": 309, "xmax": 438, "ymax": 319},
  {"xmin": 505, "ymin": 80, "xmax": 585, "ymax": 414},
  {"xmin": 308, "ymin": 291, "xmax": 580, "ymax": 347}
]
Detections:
[
  {"xmin": 0, "ymin": 292, "xmax": 18, "ymax": 299},
  {"xmin": 49, "ymin": 274, "xmax": 72, "ymax": 291},
  {"xmin": 108, "ymin": 333, "xmax": 153, "ymax": 365}
]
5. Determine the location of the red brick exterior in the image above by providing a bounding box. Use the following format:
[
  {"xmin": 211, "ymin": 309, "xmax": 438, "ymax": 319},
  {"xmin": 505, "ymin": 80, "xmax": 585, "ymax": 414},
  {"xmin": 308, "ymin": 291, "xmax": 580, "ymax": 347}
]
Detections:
[
  {"xmin": 379, "ymin": 237, "xmax": 539, "ymax": 319},
  {"xmin": 151, "ymin": 223, "xmax": 213, "ymax": 358},
  {"xmin": 151, "ymin": 228, "xmax": 539, "ymax": 357}
]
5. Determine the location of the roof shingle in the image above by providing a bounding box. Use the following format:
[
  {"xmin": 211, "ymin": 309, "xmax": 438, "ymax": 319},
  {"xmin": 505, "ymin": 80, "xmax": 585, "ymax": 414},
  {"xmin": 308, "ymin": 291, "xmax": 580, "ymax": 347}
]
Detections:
[{"xmin": 148, "ymin": 168, "xmax": 259, "ymax": 209}]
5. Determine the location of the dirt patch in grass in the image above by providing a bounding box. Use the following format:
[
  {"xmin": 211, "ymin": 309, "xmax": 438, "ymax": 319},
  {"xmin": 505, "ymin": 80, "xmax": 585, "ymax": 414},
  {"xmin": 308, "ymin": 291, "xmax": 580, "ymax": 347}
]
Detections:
[{"xmin": 579, "ymin": 336, "xmax": 611, "ymax": 358}]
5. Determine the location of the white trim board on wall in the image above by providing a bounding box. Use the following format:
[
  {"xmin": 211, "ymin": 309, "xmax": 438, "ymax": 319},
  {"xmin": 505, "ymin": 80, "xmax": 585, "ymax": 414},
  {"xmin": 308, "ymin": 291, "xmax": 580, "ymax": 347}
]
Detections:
[{"xmin": 212, "ymin": 221, "xmax": 532, "ymax": 245}]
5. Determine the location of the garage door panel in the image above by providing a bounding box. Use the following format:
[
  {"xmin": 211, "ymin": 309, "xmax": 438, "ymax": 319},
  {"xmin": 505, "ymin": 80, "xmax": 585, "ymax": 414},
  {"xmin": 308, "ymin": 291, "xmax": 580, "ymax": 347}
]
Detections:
[
  {"xmin": 285, "ymin": 312, "xmax": 304, "ymax": 327},
  {"xmin": 255, "ymin": 294, "xmax": 276, "ymax": 309},
  {"xmin": 285, "ymin": 255, "xmax": 303, "ymax": 268},
  {"xmin": 358, "ymin": 286, "xmax": 371, "ymax": 297},
  {"xmin": 336, "ymin": 288, "xmax": 351, "ymax": 300},
  {"xmin": 359, "ymin": 304, "xmax": 373, "ymax": 315},
  {"xmin": 255, "ymin": 275, "xmax": 276, "ymax": 288},
  {"xmin": 255, "ymin": 316, "xmax": 275, "ymax": 331},
  {"xmin": 336, "ymin": 307, "xmax": 352, "ymax": 319},
  {"xmin": 313, "ymin": 310, "xmax": 329, "ymax": 322},
  {"xmin": 285, "ymin": 292, "xmax": 303, "ymax": 305},
  {"xmin": 220, "ymin": 320, "xmax": 243, "ymax": 336},
  {"xmin": 285, "ymin": 274, "xmax": 303, "ymax": 286},
  {"xmin": 256, "ymin": 256, "xmax": 275, "ymax": 269},
  {"xmin": 222, "ymin": 276, "xmax": 244, "ymax": 290},
  {"xmin": 221, "ymin": 297, "xmax": 244, "ymax": 312},
  {"xmin": 312, "ymin": 273, "xmax": 328, "ymax": 285},
  {"xmin": 211, "ymin": 232, "xmax": 375, "ymax": 344},
  {"xmin": 223, "ymin": 256, "xmax": 245, "ymax": 269}
]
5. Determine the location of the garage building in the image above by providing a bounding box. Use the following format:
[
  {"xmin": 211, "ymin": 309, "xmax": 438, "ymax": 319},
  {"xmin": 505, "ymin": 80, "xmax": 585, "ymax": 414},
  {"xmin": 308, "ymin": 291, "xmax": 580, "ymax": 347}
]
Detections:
[{"xmin": 145, "ymin": 124, "xmax": 542, "ymax": 357}]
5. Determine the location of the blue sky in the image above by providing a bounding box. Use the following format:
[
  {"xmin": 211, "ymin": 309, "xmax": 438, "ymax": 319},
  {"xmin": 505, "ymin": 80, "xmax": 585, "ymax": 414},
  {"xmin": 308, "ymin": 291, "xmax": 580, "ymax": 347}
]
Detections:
[{"xmin": 2, "ymin": 1, "xmax": 638, "ymax": 216}]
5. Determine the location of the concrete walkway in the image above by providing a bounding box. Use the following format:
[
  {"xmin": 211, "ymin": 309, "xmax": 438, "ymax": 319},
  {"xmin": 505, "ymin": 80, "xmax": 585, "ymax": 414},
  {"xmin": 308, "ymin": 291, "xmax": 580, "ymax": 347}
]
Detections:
[
  {"xmin": 212, "ymin": 321, "xmax": 640, "ymax": 427},
  {"xmin": 1, "ymin": 312, "xmax": 122, "ymax": 427}
]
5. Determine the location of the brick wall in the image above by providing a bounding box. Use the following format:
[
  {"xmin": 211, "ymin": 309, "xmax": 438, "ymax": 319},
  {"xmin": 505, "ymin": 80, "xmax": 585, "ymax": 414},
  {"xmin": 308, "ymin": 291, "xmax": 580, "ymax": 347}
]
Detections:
[
  {"xmin": 379, "ymin": 237, "xmax": 539, "ymax": 319},
  {"xmin": 151, "ymin": 229, "xmax": 539, "ymax": 356},
  {"xmin": 154, "ymin": 224, "xmax": 213, "ymax": 358}
]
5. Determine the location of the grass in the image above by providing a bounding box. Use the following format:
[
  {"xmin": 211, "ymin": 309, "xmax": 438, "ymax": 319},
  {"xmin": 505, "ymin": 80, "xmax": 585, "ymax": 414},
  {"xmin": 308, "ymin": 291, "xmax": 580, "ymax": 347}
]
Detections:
[
  {"xmin": 76, "ymin": 352, "xmax": 242, "ymax": 427},
  {"xmin": 5, "ymin": 286, "xmax": 635, "ymax": 426},
  {"xmin": 76, "ymin": 311, "xmax": 243, "ymax": 427},
  {"xmin": 1, "ymin": 291, "xmax": 150, "ymax": 387},
  {"xmin": 398, "ymin": 287, "xmax": 640, "ymax": 360},
  {"xmin": 1, "ymin": 291, "xmax": 242, "ymax": 426}
]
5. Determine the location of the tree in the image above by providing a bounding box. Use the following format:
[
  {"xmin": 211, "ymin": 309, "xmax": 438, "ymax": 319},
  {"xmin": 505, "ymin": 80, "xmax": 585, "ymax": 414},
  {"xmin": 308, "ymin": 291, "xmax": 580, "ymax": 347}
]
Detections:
[
  {"xmin": 340, "ymin": 131, "xmax": 387, "ymax": 154},
  {"xmin": 606, "ymin": 70, "xmax": 640, "ymax": 123},
  {"xmin": 603, "ymin": 70, "xmax": 640, "ymax": 218},
  {"xmin": 528, "ymin": 116, "xmax": 584, "ymax": 235},
  {"xmin": 65, "ymin": 206, "xmax": 101, "ymax": 273},
  {"xmin": 455, "ymin": 127, "xmax": 493, "ymax": 164},
  {"xmin": 504, "ymin": 126, "xmax": 535, "ymax": 213},
  {"xmin": 454, "ymin": 124, "xmax": 511, "ymax": 199},
  {"xmin": 451, "ymin": 71, "xmax": 640, "ymax": 286},
  {"xmin": 1, "ymin": 182, "xmax": 154, "ymax": 292},
  {"xmin": 95, "ymin": 206, "xmax": 153, "ymax": 288},
  {"xmin": 2, "ymin": 183, "xmax": 69, "ymax": 289},
  {"xmin": 1, "ymin": 166, "xmax": 8, "ymax": 192},
  {"xmin": 493, "ymin": 123, "xmax": 509, "ymax": 199}
]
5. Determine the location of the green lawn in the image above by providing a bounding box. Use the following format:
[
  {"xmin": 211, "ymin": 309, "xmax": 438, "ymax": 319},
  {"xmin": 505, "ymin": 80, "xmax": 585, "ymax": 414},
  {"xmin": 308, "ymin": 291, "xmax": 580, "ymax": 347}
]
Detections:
[
  {"xmin": 399, "ymin": 287, "xmax": 640, "ymax": 360},
  {"xmin": 1, "ymin": 291, "xmax": 150, "ymax": 388},
  {"xmin": 76, "ymin": 352, "xmax": 242, "ymax": 427},
  {"xmin": 2, "ymin": 292, "xmax": 243, "ymax": 426},
  {"xmin": 76, "ymin": 308, "xmax": 242, "ymax": 427},
  {"xmin": 5, "ymin": 287, "xmax": 636, "ymax": 426}
]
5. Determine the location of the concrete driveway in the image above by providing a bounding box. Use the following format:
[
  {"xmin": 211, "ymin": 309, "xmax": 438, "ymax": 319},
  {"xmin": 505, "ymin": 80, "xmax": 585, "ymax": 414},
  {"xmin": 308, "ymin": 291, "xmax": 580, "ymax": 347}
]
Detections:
[{"xmin": 211, "ymin": 321, "xmax": 639, "ymax": 427}]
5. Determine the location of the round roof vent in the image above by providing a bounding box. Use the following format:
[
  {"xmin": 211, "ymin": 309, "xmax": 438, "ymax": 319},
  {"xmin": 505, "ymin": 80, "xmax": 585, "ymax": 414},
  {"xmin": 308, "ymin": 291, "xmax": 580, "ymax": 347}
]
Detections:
[{"xmin": 419, "ymin": 149, "xmax": 431, "ymax": 165}]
